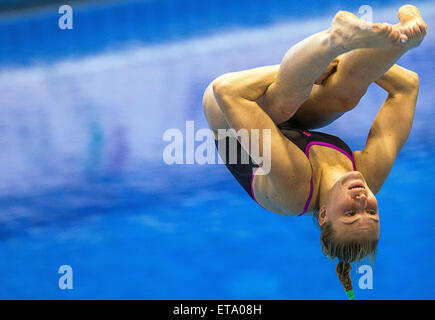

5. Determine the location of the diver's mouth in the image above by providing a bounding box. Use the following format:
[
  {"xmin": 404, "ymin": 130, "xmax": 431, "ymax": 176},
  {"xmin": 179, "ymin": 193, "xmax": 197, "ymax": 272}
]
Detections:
[{"xmin": 348, "ymin": 181, "xmax": 365, "ymax": 190}]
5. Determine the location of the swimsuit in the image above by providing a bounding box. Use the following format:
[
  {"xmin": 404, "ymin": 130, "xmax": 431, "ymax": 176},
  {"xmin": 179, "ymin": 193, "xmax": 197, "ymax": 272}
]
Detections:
[{"xmin": 215, "ymin": 119, "xmax": 356, "ymax": 216}]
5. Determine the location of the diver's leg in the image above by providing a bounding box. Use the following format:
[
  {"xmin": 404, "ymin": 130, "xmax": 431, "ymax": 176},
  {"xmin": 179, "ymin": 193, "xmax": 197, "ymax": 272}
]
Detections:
[
  {"xmin": 258, "ymin": 10, "xmax": 405, "ymax": 124},
  {"xmin": 288, "ymin": 5, "xmax": 427, "ymax": 129}
]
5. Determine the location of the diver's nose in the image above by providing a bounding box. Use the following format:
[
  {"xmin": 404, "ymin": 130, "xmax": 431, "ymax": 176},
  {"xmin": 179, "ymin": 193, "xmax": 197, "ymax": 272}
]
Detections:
[
  {"xmin": 354, "ymin": 192, "xmax": 367, "ymax": 198},
  {"xmin": 354, "ymin": 192, "xmax": 368, "ymax": 208}
]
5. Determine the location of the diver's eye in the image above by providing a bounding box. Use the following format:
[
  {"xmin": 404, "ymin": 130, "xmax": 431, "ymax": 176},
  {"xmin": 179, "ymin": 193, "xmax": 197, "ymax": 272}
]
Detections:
[
  {"xmin": 345, "ymin": 211, "xmax": 356, "ymax": 216},
  {"xmin": 367, "ymin": 209, "xmax": 377, "ymax": 215}
]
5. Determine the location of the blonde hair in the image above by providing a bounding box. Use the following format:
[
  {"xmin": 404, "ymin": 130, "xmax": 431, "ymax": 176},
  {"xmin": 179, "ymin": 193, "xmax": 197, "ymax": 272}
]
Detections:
[{"xmin": 320, "ymin": 221, "xmax": 378, "ymax": 263}]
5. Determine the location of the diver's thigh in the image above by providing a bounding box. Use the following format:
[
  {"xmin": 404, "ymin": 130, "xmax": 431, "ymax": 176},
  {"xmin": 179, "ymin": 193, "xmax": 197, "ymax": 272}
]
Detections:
[{"xmin": 288, "ymin": 84, "xmax": 355, "ymax": 129}]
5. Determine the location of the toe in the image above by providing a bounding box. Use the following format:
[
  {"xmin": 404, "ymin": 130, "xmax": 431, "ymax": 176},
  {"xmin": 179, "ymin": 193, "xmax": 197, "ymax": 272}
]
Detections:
[
  {"xmin": 414, "ymin": 24, "xmax": 422, "ymax": 38},
  {"xmin": 391, "ymin": 29, "xmax": 401, "ymax": 42},
  {"xmin": 418, "ymin": 22, "xmax": 427, "ymax": 36},
  {"xmin": 384, "ymin": 23, "xmax": 392, "ymax": 32},
  {"xmin": 385, "ymin": 23, "xmax": 394, "ymax": 33},
  {"xmin": 399, "ymin": 33, "xmax": 408, "ymax": 46},
  {"xmin": 408, "ymin": 25, "xmax": 417, "ymax": 38}
]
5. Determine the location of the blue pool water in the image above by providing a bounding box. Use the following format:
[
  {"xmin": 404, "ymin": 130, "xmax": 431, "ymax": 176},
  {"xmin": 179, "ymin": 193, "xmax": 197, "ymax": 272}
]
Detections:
[{"xmin": 0, "ymin": 0, "xmax": 433, "ymax": 299}]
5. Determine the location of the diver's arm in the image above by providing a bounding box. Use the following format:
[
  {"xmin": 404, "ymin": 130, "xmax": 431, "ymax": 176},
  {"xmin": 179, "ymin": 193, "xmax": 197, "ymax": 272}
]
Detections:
[
  {"xmin": 354, "ymin": 64, "xmax": 419, "ymax": 193},
  {"xmin": 375, "ymin": 64, "xmax": 420, "ymax": 98},
  {"xmin": 372, "ymin": 64, "xmax": 419, "ymax": 155},
  {"xmin": 212, "ymin": 72, "xmax": 312, "ymax": 215}
]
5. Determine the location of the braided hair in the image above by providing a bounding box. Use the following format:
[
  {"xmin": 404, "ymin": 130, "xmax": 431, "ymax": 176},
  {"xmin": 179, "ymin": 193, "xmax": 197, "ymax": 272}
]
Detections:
[{"xmin": 336, "ymin": 261, "xmax": 355, "ymax": 300}]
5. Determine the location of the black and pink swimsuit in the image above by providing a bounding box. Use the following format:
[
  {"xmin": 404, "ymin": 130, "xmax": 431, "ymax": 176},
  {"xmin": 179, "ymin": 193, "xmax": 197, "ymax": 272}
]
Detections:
[{"xmin": 216, "ymin": 121, "xmax": 356, "ymax": 216}]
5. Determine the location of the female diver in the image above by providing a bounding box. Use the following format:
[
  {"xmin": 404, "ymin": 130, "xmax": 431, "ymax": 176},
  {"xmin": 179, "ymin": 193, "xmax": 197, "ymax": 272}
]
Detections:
[{"xmin": 202, "ymin": 5, "xmax": 426, "ymax": 299}]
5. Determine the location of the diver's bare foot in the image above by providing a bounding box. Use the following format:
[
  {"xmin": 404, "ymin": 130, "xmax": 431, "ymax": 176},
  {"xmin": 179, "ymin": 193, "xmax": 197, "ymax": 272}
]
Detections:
[
  {"xmin": 329, "ymin": 11, "xmax": 407, "ymax": 51},
  {"xmin": 397, "ymin": 5, "xmax": 427, "ymax": 49}
]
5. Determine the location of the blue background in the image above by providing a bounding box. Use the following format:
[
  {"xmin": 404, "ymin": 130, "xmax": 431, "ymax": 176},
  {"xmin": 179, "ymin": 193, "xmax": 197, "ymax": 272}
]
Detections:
[{"xmin": 0, "ymin": 0, "xmax": 433, "ymax": 299}]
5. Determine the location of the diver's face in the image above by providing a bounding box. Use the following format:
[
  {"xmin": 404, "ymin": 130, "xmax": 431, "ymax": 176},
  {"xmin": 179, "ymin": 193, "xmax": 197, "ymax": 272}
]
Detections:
[{"xmin": 322, "ymin": 171, "xmax": 380, "ymax": 240}]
